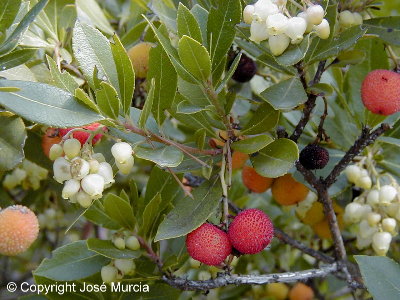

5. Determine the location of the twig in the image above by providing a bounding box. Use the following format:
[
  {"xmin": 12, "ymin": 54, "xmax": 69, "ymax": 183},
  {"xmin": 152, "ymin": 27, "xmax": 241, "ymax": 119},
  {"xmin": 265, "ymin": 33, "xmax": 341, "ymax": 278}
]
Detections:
[
  {"xmin": 163, "ymin": 263, "xmax": 338, "ymax": 291},
  {"xmin": 136, "ymin": 236, "xmax": 163, "ymax": 272},
  {"xmin": 315, "ymin": 97, "xmax": 329, "ymax": 143}
]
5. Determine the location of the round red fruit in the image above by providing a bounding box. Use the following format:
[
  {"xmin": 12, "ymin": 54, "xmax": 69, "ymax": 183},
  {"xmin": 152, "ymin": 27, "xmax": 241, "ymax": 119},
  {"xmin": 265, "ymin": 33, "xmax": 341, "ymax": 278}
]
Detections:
[
  {"xmin": 186, "ymin": 223, "xmax": 232, "ymax": 266},
  {"xmin": 228, "ymin": 209, "xmax": 274, "ymax": 254},
  {"xmin": 361, "ymin": 69, "xmax": 400, "ymax": 115},
  {"xmin": 59, "ymin": 123, "xmax": 106, "ymax": 146}
]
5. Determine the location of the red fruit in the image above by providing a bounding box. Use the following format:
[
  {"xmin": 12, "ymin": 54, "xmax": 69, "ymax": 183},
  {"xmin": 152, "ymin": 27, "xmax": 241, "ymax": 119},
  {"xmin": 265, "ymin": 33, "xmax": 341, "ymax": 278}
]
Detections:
[
  {"xmin": 186, "ymin": 223, "xmax": 232, "ymax": 266},
  {"xmin": 59, "ymin": 123, "xmax": 106, "ymax": 145},
  {"xmin": 228, "ymin": 209, "xmax": 274, "ymax": 254},
  {"xmin": 361, "ymin": 69, "xmax": 400, "ymax": 115}
]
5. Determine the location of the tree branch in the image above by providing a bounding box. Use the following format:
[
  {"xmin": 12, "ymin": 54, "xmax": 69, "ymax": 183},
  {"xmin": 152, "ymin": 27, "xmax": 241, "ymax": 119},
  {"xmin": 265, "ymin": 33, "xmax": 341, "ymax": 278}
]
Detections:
[{"xmin": 163, "ymin": 263, "xmax": 338, "ymax": 291}]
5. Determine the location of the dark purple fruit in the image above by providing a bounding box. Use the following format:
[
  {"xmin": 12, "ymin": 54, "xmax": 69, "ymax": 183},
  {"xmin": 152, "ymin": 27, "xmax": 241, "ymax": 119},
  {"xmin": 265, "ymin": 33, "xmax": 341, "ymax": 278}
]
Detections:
[
  {"xmin": 232, "ymin": 54, "xmax": 257, "ymax": 83},
  {"xmin": 299, "ymin": 144, "xmax": 329, "ymax": 170}
]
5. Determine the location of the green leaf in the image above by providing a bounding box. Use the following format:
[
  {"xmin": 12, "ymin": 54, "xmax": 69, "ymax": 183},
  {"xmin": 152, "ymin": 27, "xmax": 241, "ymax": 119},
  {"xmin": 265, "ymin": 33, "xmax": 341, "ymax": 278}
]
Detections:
[
  {"xmin": 306, "ymin": 25, "xmax": 367, "ymax": 64},
  {"xmin": 72, "ymin": 22, "xmax": 119, "ymax": 91},
  {"xmin": 0, "ymin": 114, "xmax": 26, "ymax": 171},
  {"xmin": 177, "ymin": 3, "xmax": 202, "ymax": 43},
  {"xmin": 149, "ymin": 0, "xmax": 177, "ymax": 33},
  {"xmin": 178, "ymin": 78, "xmax": 210, "ymax": 107},
  {"xmin": 84, "ymin": 201, "xmax": 120, "ymax": 230},
  {"xmin": 87, "ymin": 239, "xmax": 141, "ymax": 259},
  {"xmin": 307, "ymin": 83, "xmax": 334, "ymax": 96},
  {"xmin": 332, "ymin": 49, "xmax": 366, "ymax": 67},
  {"xmin": 135, "ymin": 145, "xmax": 184, "ymax": 168},
  {"xmin": 0, "ymin": 48, "xmax": 36, "ymax": 71},
  {"xmin": 251, "ymin": 138, "xmax": 299, "ymax": 178},
  {"xmin": 95, "ymin": 81, "xmax": 120, "ymax": 119},
  {"xmin": 0, "ymin": 80, "xmax": 104, "ymax": 127},
  {"xmin": 260, "ymin": 77, "xmax": 308, "ymax": 110},
  {"xmin": 0, "ymin": 0, "xmax": 48, "ymax": 56},
  {"xmin": 276, "ymin": 35, "xmax": 311, "ymax": 66},
  {"xmin": 74, "ymin": 88, "xmax": 100, "ymax": 113},
  {"xmin": 355, "ymin": 255, "xmax": 400, "ymax": 300},
  {"xmin": 145, "ymin": 166, "xmax": 183, "ymax": 204},
  {"xmin": 231, "ymin": 135, "xmax": 274, "ymax": 154},
  {"xmin": 364, "ymin": 17, "xmax": 400, "ymax": 46},
  {"xmin": 139, "ymin": 193, "xmax": 163, "ymax": 238},
  {"xmin": 191, "ymin": 4, "xmax": 208, "ymax": 46},
  {"xmin": 76, "ymin": 0, "xmax": 114, "ymax": 35},
  {"xmin": 33, "ymin": 241, "xmax": 110, "ymax": 281},
  {"xmin": 216, "ymin": 52, "xmax": 242, "ymax": 93},
  {"xmin": 103, "ymin": 193, "xmax": 135, "ymax": 230},
  {"xmin": 46, "ymin": 55, "xmax": 78, "ymax": 94},
  {"xmin": 207, "ymin": 0, "xmax": 241, "ymax": 72},
  {"xmin": 111, "ymin": 34, "xmax": 135, "ymax": 115},
  {"xmin": 0, "ymin": 0, "xmax": 21, "ymax": 34},
  {"xmin": 148, "ymin": 45, "xmax": 177, "ymax": 125},
  {"xmin": 155, "ymin": 177, "xmax": 222, "ymax": 241},
  {"xmin": 241, "ymin": 102, "xmax": 280, "ymax": 135},
  {"xmin": 138, "ymin": 78, "xmax": 155, "ymax": 128},
  {"xmin": 178, "ymin": 35, "xmax": 211, "ymax": 81}
]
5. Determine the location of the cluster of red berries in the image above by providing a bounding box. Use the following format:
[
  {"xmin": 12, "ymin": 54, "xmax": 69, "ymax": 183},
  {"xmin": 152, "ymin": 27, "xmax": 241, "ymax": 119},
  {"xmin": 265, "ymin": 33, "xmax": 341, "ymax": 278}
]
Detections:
[{"xmin": 186, "ymin": 209, "xmax": 274, "ymax": 266}]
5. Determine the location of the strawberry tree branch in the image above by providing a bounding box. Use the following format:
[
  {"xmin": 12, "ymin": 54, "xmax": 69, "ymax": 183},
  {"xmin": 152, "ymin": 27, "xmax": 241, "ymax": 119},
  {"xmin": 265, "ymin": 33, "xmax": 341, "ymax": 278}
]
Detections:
[{"xmin": 163, "ymin": 263, "xmax": 338, "ymax": 291}]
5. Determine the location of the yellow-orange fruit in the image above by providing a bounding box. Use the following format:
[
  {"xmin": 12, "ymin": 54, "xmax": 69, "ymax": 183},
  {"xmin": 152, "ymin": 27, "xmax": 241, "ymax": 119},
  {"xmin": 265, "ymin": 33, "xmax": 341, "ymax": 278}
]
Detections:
[
  {"xmin": 272, "ymin": 174, "xmax": 309, "ymax": 206},
  {"xmin": 299, "ymin": 201, "xmax": 324, "ymax": 226},
  {"xmin": 242, "ymin": 166, "xmax": 274, "ymax": 193},
  {"xmin": 289, "ymin": 283, "xmax": 314, "ymax": 300},
  {"xmin": 312, "ymin": 203, "xmax": 344, "ymax": 239},
  {"xmin": 42, "ymin": 129, "xmax": 62, "ymax": 158},
  {"xmin": 0, "ymin": 205, "xmax": 39, "ymax": 256},
  {"xmin": 232, "ymin": 151, "xmax": 249, "ymax": 170},
  {"xmin": 266, "ymin": 282, "xmax": 289, "ymax": 300},
  {"xmin": 127, "ymin": 42, "xmax": 154, "ymax": 78}
]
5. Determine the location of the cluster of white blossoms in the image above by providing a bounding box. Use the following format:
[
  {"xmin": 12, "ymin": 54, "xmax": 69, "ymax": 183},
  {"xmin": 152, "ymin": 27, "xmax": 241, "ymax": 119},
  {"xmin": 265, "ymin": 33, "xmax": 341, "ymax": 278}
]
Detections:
[
  {"xmin": 50, "ymin": 134, "xmax": 135, "ymax": 208},
  {"xmin": 101, "ymin": 259, "xmax": 137, "ymax": 283},
  {"xmin": 338, "ymin": 10, "xmax": 363, "ymax": 30},
  {"xmin": 243, "ymin": 0, "xmax": 330, "ymax": 56},
  {"xmin": 3, "ymin": 160, "xmax": 48, "ymax": 191},
  {"xmin": 344, "ymin": 164, "xmax": 399, "ymax": 256}
]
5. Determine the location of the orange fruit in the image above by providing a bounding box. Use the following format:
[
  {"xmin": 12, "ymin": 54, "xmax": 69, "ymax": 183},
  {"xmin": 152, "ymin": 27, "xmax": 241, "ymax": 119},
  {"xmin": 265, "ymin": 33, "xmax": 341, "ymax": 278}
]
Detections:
[
  {"xmin": 289, "ymin": 283, "xmax": 314, "ymax": 300},
  {"xmin": 272, "ymin": 174, "xmax": 309, "ymax": 206},
  {"xmin": 299, "ymin": 201, "xmax": 324, "ymax": 226},
  {"xmin": 127, "ymin": 42, "xmax": 154, "ymax": 78},
  {"xmin": 242, "ymin": 166, "xmax": 273, "ymax": 193},
  {"xmin": 312, "ymin": 203, "xmax": 344, "ymax": 239},
  {"xmin": 232, "ymin": 151, "xmax": 249, "ymax": 170},
  {"xmin": 266, "ymin": 282, "xmax": 289, "ymax": 300}
]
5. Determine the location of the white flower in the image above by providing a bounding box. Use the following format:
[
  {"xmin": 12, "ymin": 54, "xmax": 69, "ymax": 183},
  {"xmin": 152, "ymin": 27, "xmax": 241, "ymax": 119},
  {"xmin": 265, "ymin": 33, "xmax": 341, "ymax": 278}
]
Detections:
[
  {"xmin": 366, "ymin": 212, "xmax": 381, "ymax": 226},
  {"xmin": 372, "ymin": 231, "xmax": 392, "ymax": 256},
  {"xmin": 70, "ymin": 158, "xmax": 90, "ymax": 180},
  {"xmin": 116, "ymin": 156, "xmax": 134, "ymax": 175},
  {"xmin": 268, "ymin": 33, "xmax": 290, "ymax": 56},
  {"xmin": 339, "ymin": 10, "xmax": 355, "ymax": 28},
  {"xmin": 101, "ymin": 265, "xmax": 118, "ymax": 283},
  {"xmin": 359, "ymin": 219, "xmax": 378, "ymax": 239},
  {"xmin": 76, "ymin": 190, "xmax": 92, "ymax": 208},
  {"xmin": 344, "ymin": 202, "xmax": 363, "ymax": 223},
  {"xmin": 63, "ymin": 138, "xmax": 81, "ymax": 159},
  {"xmin": 53, "ymin": 157, "xmax": 72, "ymax": 183},
  {"xmin": 243, "ymin": 5, "xmax": 255, "ymax": 24},
  {"xmin": 355, "ymin": 176, "xmax": 372, "ymax": 190},
  {"xmin": 92, "ymin": 153, "xmax": 106, "ymax": 163},
  {"xmin": 285, "ymin": 17, "xmax": 307, "ymax": 44},
  {"xmin": 250, "ymin": 20, "xmax": 269, "ymax": 43},
  {"xmin": 297, "ymin": 12, "xmax": 314, "ymax": 33},
  {"xmin": 266, "ymin": 13, "xmax": 288, "ymax": 35},
  {"xmin": 345, "ymin": 165, "xmax": 361, "ymax": 183},
  {"xmin": 314, "ymin": 19, "xmax": 330, "ymax": 39},
  {"xmin": 114, "ymin": 259, "xmax": 135, "ymax": 274},
  {"xmin": 382, "ymin": 218, "xmax": 396, "ymax": 233},
  {"xmin": 254, "ymin": 0, "xmax": 279, "ymax": 21},
  {"xmin": 111, "ymin": 142, "xmax": 133, "ymax": 163},
  {"xmin": 49, "ymin": 144, "xmax": 63, "ymax": 160},
  {"xmin": 379, "ymin": 185, "xmax": 397, "ymax": 204},
  {"xmin": 62, "ymin": 179, "xmax": 80, "ymax": 199},
  {"xmin": 306, "ymin": 4, "xmax": 324, "ymax": 25},
  {"xmin": 353, "ymin": 12, "xmax": 363, "ymax": 25},
  {"xmin": 81, "ymin": 174, "xmax": 105, "ymax": 199},
  {"xmin": 97, "ymin": 162, "xmax": 115, "ymax": 186},
  {"xmin": 366, "ymin": 189, "xmax": 380, "ymax": 206},
  {"xmin": 88, "ymin": 159, "xmax": 100, "ymax": 173}
]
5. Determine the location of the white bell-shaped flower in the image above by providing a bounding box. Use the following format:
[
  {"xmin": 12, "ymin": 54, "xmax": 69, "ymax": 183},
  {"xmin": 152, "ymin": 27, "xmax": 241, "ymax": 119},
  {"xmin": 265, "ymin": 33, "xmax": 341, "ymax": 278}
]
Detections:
[
  {"xmin": 53, "ymin": 157, "xmax": 72, "ymax": 183},
  {"xmin": 344, "ymin": 202, "xmax": 363, "ymax": 224},
  {"xmin": 353, "ymin": 12, "xmax": 363, "ymax": 25},
  {"xmin": 372, "ymin": 231, "xmax": 392, "ymax": 256},
  {"xmin": 379, "ymin": 185, "xmax": 397, "ymax": 204},
  {"xmin": 243, "ymin": 5, "xmax": 255, "ymax": 24},
  {"xmin": 314, "ymin": 19, "xmax": 330, "ymax": 39},
  {"xmin": 366, "ymin": 189, "xmax": 380, "ymax": 206},
  {"xmin": 266, "ymin": 13, "xmax": 288, "ymax": 35},
  {"xmin": 111, "ymin": 142, "xmax": 133, "ymax": 164},
  {"xmin": 359, "ymin": 219, "xmax": 378, "ymax": 239},
  {"xmin": 306, "ymin": 4, "xmax": 324, "ymax": 25},
  {"xmin": 81, "ymin": 174, "xmax": 105, "ymax": 199},
  {"xmin": 76, "ymin": 190, "xmax": 93, "ymax": 208},
  {"xmin": 285, "ymin": 17, "xmax": 307, "ymax": 44},
  {"xmin": 339, "ymin": 10, "xmax": 355, "ymax": 28},
  {"xmin": 250, "ymin": 20, "xmax": 269, "ymax": 43},
  {"xmin": 382, "ymin": 218, "xmax": 397, "ymax": 233},
  {"xmin": 70, "ymin": 157, "xmax": 90, "ymax": 180},
  {"xmin": 345, "ymin": 165, "xmax": 362, "ymax": 183},
  {"xmin": 62, "ymin": 179, "xmax": 80, "ymax": 199},
  {"xmin": 366, "ymin": 212, "xmax": 381, "ymax": 227},
  {"xmin": 116, "ymin": 156, "xmax": 135, "ymax": 175},
  {"xmin": 268, "ymin": 33, "xmax": 290, "ymax": 56},
  {"xmin": 254, "ymin": 0, "xmax": 279, "ymax": 21},
  {"xmin": 97, "ymin": 162, "xmax": 115, "ymax": 186}
]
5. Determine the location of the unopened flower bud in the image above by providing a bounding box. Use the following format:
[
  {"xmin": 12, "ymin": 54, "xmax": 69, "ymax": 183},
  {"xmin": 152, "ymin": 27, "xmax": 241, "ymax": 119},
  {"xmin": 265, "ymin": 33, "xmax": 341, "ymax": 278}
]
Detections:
[
  {"xmin": 126, "ymin": 236, "xmax": 140, "ymax": 250},
  {"xmin": 114, "ymin": 259, "xmax": 135, "ymax": 275},
  {"xmin": 366, "ymin": 189, "xmax": 380, "ymax": 206},
  {"xmin": 314, "ymin": 19, "xmax": 330, "ymax": 39},
  {"xmin": 372, "ymin": 231, "xmax": 392, "ymax": 256},
  {"xmin": 81, "ymin": 174, "xmax": 105, "ymax": 199},
  {"xmin": 344, "ymin": 202, "xmax": 363, "ymax": 223},
  {"xmin": 70, "ymin": 158, "xmax": 90, "ymax": 180},
  {"xmin": 345, "ymin": 165, "xmax": 361, "ymax": 183},
  {"xmin": 62, "ymin": 179, "xmax": 80, "ymax": 199},
  {"xmin": 63, "ymin": 138, "xmax": 81, "ymax": 159},
  {"xmin": 339, "ymin": 10, "xmax": 355, "ymax": 28},
  {"xmin": 367, "ymin": 212, "xmax": 381, "ymax": 226},
  {"xmin": 353, "ymin": 12, "xmax": 363, "ymax": 25},
  {"xmin": 101, "ymin": 265, "xmax": 118, "ymax": 283},
  {"xmin": 250, "ymin": 20, "xmax": 269, "ymax": 43},
  {"xmin": 116, "ymin": 156, "xmax": 134, "ymax": 175},
  {"xmin": 76, "ymin": 190, "xmax": 92, "ymax": 208},
  {"xmin": 243, "ymin": 5, "xmax": 255, "ymax": 24},
  {"xmin": 111, "ymin": 142, "xmax": 133, "ymax": 164},
  {"xmin": 355, "ymin": 176, "xmax": 372, "ymax": 190},
  {"xmin": 382, "ymin": 218, "xmax": 397, "ymax": 233},
  {"xmin": 53, "ymin": 157, "xmax": 72, "ymax": 183},
  {"xmin": 269, "ymin": 33, "xmax": 290, "ymax": 56},
  {"xmin": 379, "ymin": 185, "xmax": 397, "ymax": 204},
  {"xmin": 97, "ymin": 162, "xmax": 115, "ymax": 186},
  {"xmin": 88, "ymin": 159, "xmax": 100, "ymax": 173},
  {"xmin": 306, "ymin": 5, "xmax": 324, "ymax": 25},
  {"xmin": 285, "ymin": 17, "xmax": 307, "ymax": 44},
  {"xmin": 298, "ymin": 12, "xmax": 313, "ymax": 33},
  {"xmin": 359, "ymin": 219, "xmax": 378, "ymax": 239},
  {"xmin": 113, "ymin": 237, "xmax": 125, "ymax": 250},
  {"xmin": 49, "ymin": 144, "xmax": 63, "ymax": 160},
  {"xmin": 266, "ymin": 13, "xmax": 288, "ymax": 35}
]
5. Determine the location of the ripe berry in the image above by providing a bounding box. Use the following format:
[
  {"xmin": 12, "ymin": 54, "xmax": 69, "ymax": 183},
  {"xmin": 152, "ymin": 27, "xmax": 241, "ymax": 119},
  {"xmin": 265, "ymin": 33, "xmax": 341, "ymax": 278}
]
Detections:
[
  {"xmin": 228, "ymin": 209, "xmax": 274, "ymax": 254},
  {"xmin": 299, "ymin": 144, "xmax": 329, "ymax": 170},
  {"xmin": 361, "ymin": 69, "xmax": 400, "ymax": 115},
  {"xmin": 127, "ymin": 42, "xmax": 154, "ymax": 78},
  {"xmin": 272, "ymin": 174, "xmax": 309, "ymax": 206},
  {"xmin": 186, "ymin": 223, "xmax": 232, "ymax": 266},
  {"xmin": 288, "ymin": 283, "xmax": 314, "ymax": 300},
  {"xmin": 0, "ymin": 205, "xmax": 39, "ymax": 256},
  {"xmin": 242, "ymin": 166, "xmax": 274, "ymax": 193},
  {"xmin": 231, "ymin": 54, "xmax": 257, "ymax": 83},
  {"xmin": 59, "ymin": 123, "xmax": 105, "ymax": 146},
  {"xmin": 232, "ymin": 151, "xmax": 249, "ymax": 170}
]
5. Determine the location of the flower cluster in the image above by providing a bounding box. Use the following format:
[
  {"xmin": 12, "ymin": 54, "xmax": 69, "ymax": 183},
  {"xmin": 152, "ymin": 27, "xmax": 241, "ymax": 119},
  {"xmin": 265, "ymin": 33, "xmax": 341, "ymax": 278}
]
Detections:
[
  {"xmin": 338, "ymin": 10, "xmax": 363, "ymax": 31},
  {"xmin": 344, "ymin": 164, "xmax": 399, "ymax": 256},
  {"xmin": 3, "ymin": 160, "xmax": 48, "ymax": 191},
  {"xmin": 243, "ymin": 0, "xmax": 330, "ymax": 56},
  {"xmin": 101, "ymin": 259, "xmax": 136, "ymax": 283}
]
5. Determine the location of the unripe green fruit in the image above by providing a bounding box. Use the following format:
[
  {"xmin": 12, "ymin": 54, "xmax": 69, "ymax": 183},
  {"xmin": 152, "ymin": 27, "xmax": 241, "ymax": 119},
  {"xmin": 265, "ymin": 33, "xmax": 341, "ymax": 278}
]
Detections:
[
  {"xmin": 49, "ymin": 144, "xmax": 63, "ymax": 160},
  {"xmin": 101, "ymin": 265, "xmax": 118, "ymax": 283},
  {"xmin": 63, "ymin": 138, "xmax": 81, "ymax": 159},
  {"xmin": 125, "ymin": 236, "xmax": 140, "ymax": 250},
  {"xmin": 113, "ymin": 237, "xmax": 125, "ymax": 250}
]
